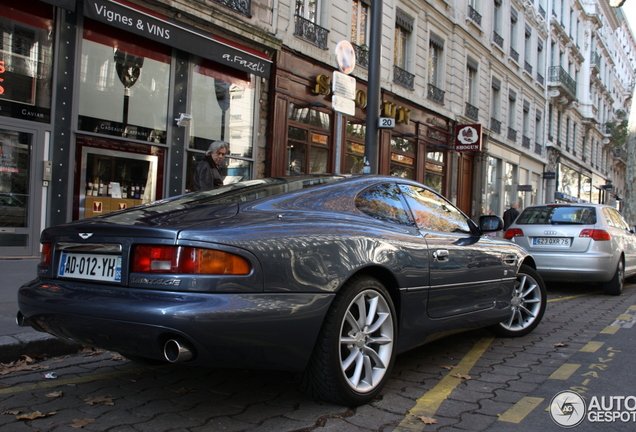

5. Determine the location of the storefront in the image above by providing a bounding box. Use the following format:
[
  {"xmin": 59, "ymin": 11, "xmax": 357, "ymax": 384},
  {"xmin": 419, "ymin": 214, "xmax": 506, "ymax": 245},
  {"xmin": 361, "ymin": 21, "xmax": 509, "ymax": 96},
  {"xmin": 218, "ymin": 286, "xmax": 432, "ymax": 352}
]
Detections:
[
  {"xmin": 0, "ymin": 0, "xmax": 273, "ymax": 256},
  {"xmin": 269, "ymin": 49, "xmax": 455, "ymax": 203}
]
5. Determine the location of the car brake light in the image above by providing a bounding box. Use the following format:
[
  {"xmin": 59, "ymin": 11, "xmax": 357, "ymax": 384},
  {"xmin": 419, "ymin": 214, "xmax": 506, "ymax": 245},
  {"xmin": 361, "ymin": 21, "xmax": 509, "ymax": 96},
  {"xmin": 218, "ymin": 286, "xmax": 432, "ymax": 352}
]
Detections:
[
  {"xmin": 131, "ymin": 245, "xmax": 251, "ymax": 275},
  {"xmin": 40, "ymin": 243, "xmax": 52, "ymax": 265},
  {"xmin": 579, "ymin": 229, "xmax": 611, "ymax": 241},
  {"xmin": 504, "ymin": 228, "xmax": 524, "ymax": 240}
]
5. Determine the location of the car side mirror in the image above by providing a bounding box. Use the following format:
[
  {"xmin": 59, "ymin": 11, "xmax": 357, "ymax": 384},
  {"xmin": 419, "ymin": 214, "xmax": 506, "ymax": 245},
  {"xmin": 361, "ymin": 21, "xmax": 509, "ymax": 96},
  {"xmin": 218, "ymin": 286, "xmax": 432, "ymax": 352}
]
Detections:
[{"xmin": 479, "ymin": 215, "xmax": 504, "ymax": 232}]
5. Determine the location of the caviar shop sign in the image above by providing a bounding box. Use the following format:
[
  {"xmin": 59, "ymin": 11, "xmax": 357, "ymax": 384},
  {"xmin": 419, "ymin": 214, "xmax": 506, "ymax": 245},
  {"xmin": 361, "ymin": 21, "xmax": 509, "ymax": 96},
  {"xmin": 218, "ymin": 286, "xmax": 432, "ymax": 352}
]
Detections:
[{"xmin": 84, "ymin": 0, "xmax": 271, "ymax": 78}]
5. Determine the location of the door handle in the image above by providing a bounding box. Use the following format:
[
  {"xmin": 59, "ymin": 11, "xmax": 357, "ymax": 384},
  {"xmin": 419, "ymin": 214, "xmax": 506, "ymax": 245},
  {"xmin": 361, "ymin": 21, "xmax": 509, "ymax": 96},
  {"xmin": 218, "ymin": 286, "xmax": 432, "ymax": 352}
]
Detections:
[{"xmin": 433, "ymin": 249, "xmax": 449, "ymax": 261}]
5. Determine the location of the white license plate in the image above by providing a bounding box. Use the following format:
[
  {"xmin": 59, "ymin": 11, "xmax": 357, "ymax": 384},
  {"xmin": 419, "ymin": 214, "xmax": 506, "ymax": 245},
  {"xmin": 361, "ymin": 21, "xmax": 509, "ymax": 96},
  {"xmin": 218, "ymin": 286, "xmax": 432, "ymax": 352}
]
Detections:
[
  {"xmin": 58, "ymin": 253, "xmax": 122, "ymax": 282},
  {"xmin": 533, "ymin": 237, "xmax": 571, "ymax": 246}
]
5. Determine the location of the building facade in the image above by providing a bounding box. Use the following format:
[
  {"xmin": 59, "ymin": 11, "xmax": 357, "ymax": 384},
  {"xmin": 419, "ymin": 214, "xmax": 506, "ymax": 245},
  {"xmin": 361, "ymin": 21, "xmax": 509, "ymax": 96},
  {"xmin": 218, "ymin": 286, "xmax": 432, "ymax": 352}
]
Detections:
[{"xmin": 1, "ymin": 0, "xmax": 635, "ymax": 257}]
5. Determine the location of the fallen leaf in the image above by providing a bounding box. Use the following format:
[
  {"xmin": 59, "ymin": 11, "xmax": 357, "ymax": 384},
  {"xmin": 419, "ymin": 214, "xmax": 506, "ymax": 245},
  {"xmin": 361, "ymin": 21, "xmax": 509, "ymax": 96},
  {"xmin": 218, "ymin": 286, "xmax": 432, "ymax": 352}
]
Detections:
[
  {"xmin": 79, "ymin": 347, "xmax": 106, "ymax": 356},
  {"xmin": 16, "ymin": 411, "xmax": 57, "ymax": 420},
  {"xmin": 554, "ymin": 343, "xmax": 569, "ymax": 347},
  {"xmin": 46, "ymin": 391, "xmax": 63, "ymax": 398},
  {"xmin": 418, "ymin": 416, "xmax": 437, "ymax": 424},
  {"xmin": 451, "ymin": 373, "xmax": 472, "ymax": 380},
  {"xmin": 84, "ymin": 396, "xmax": 116, "ymax": 406},
  {"xmin": 110, "ymin": 353, "xmax": 126, "ymax": 361},
  {"xmin": 0, "ymin": 356, "xmax": 48, "ymax": 375},
  {"xmin": 440, "ymin": 365, "xmax": 457, "ymax": 370},
  {"xmin": 2, "ymin": 410, "xmax": 21, "ymax": 415},
  {"xmin": 70, "ymin": 418, "xmax": 95, "ymax": 428}
]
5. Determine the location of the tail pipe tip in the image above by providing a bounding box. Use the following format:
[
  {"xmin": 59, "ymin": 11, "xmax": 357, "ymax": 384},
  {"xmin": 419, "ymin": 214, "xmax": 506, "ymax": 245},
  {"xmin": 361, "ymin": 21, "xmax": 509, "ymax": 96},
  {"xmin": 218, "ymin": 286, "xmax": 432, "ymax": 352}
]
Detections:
[
  {"xmin": 16, "ymin": 311, "xmax": 29, "ymax": 327},
  {"xmin": 163, "ymin": 338, "xmax": 194, "ymax": 363}
]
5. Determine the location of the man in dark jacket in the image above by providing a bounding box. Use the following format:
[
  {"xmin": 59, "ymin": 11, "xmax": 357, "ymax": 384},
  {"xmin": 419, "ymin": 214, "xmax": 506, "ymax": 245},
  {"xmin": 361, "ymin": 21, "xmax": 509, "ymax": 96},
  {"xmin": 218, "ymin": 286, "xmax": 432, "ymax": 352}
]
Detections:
[
  {"xmin": 503, "ymin": 201, "xmax": 520, "ymax": 231},
  {"xmin": 194, "ymin": 140, "xmax": 229, "ymax": 191}
]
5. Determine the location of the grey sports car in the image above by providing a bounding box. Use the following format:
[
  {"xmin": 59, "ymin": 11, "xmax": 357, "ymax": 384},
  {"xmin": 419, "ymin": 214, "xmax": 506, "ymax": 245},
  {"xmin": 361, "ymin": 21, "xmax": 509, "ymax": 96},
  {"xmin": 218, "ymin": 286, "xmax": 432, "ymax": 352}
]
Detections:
[{"xmin": 18, "ymin": 175, "xmax": 546, "ymax": 406}]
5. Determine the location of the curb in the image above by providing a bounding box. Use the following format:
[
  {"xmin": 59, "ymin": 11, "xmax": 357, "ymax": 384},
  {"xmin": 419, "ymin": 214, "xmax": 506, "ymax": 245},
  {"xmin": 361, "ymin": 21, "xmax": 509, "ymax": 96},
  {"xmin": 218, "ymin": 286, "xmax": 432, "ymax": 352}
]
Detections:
[{"xmin": 0, "ymin": 332, "xmax": 82, "ymax": 364}]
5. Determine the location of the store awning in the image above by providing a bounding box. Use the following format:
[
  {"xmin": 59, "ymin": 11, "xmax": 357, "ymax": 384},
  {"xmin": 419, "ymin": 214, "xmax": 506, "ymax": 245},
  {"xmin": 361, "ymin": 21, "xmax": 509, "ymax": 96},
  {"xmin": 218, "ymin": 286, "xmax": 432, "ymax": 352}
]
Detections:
[{"xmin": 84, "ymin": 0, "xmax": 272, "ymax": 78}]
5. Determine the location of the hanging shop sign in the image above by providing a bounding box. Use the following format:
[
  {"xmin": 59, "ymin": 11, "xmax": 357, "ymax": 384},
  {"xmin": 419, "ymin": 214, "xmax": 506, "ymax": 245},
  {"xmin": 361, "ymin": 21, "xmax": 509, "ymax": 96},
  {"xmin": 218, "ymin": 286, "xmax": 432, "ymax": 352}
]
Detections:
[
  {"xmin": 454, "ymin": 124, "xmax": 482, "ymax": 151},
  {"xmin": 84, "ymin": 0, "xmax": 271, "ymax": 78}
]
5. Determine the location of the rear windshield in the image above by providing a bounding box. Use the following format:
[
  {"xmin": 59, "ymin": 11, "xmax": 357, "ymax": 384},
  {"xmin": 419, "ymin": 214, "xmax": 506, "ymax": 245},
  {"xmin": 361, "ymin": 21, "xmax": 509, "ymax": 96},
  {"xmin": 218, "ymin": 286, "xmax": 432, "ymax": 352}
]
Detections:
[{"xmin": 516, "ymin": 206, "xmax": 597, "ymax": 225}]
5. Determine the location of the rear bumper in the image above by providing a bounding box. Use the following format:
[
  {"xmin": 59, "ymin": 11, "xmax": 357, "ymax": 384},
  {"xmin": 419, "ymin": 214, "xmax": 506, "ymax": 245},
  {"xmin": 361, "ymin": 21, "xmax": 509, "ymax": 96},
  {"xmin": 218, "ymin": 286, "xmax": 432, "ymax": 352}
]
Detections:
[
  {"xmin": 18, "ymin": 278, "xmax": 333, "ymax": 371},
  {"xmin": 532, "ymin": 252, "xmax": 616, "ymax": 282}
]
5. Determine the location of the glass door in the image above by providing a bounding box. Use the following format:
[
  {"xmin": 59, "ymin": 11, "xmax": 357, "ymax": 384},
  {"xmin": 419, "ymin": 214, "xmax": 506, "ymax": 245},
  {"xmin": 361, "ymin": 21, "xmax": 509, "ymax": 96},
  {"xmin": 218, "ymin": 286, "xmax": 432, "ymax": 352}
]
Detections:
[{"xmin": 0, "ymin": 126, "xmax": 39, "ymax": 256}]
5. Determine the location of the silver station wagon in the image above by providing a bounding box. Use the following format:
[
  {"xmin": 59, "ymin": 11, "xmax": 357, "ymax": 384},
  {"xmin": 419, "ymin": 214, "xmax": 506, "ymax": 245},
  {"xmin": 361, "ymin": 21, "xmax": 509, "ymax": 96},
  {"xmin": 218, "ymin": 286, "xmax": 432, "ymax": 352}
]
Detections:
[{"xmin": 504, "ymin": 203, "xmax": 636, "ymax": 295}]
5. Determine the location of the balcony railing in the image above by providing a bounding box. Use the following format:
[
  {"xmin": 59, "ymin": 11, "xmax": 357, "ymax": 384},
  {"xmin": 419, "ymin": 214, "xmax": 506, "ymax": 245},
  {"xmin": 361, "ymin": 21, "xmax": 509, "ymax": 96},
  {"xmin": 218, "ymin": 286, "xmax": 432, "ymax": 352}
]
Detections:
[
  {"xmin": 212, "ymin": 0, "xmax": 251, "ymax": 17},
  {"xmin": 493, "ymin": 31, "xmax": 504, "ymax": 48},
  {"xmin": 510, "ymin": 48, "xmax": 519, "ymax": 63},
  {"xmin": 468, "ymin": 6, "xmax": 482, "ymax": 26},
  {"xmin": 393, "ymin": 65, "xmax": 414, "ymax": 90},
  {"xmin": 352, "ymin": 43, "xmax": 369, "ymax": 69},
  {"xmin": 294, "ymin": 15, "xmax": 329, "ymax": 50},
  {"xmin": 522, "ymin": 135, "xmax": 531, "ymax": 148},
  {"xmin": 524, "ymin": 61, "xmax": 533, "ymax": 75},
  {"xmin": 490, "ymin": 118, "xmax": 502, "ymax": 134},
  {"xmin": 465, "ymin": 103, "xmax": 479, "ymax": 121},
  {"xmin": 427, "ymin": 83, "xmax": 445, "ymax": 105},
  {"xmin": 548, "ymin": 66, "xmax": 576, "ymax": 98},
  {"xmin": 507, "ymin": 127, "xmax": 517, "ymax": 142},
  {"xmin": 535, "ymin": 143, "xmax": 543, "ymax": 155},
  {"xmin": 537, "ymin": 72, "xmax": 544, "ymax": 86}
]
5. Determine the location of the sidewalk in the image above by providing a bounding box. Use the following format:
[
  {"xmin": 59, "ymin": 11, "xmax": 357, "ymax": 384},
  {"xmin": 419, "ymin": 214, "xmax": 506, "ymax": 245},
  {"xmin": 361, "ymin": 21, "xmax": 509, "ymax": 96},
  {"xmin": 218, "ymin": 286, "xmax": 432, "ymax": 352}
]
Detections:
[{"xmin": 0, "ymin": 258, "xmax": 81, "ymax": 364}]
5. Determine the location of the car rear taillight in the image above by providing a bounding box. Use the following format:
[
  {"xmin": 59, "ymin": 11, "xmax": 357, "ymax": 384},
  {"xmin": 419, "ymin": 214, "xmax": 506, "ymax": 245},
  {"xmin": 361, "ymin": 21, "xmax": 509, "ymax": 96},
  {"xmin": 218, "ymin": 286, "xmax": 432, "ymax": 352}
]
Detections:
[
  {"xmin": 579, "ymin": 229, "xmax": 611, "ymax": 241},
  {"xmin": 40, "ymin": 243, "xmax": 52, "ymax": 265},
  {"xmin": 131, "ymin": 245, "xmax": 251, "ymax": 275},
  {"xmin": 504, "ymin": 228, "xmax": 524, "ymax": 240}
]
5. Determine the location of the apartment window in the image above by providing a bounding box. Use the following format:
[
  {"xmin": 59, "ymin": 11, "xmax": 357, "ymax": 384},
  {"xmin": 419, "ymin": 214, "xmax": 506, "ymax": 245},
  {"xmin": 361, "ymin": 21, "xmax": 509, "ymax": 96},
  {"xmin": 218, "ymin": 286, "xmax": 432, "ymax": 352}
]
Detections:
[
  {"xmin": 572, "ymin": 123, "xmax": 577, "ymax": 155},
  {"xmin": 493, "ymin": 0, "xmax": 503, "ymax": 47},
  {"xmin": 507, "ymin": 91, "xmax": 517, "ymax": 141},
  {"xmin": 465, "ymin": 58, "xmax": 478, "ymax": 120},
  {"xmin": 428, "ymin": 34, "xmax": 444, "ymax": 87},
  {"xmin": 524, "ymin": 26, "xmax": 532, "ymax": 74},
  {"xmin": 547, "ymin": 104, "xmax": 553, "ymax": 140},
  {"xmin": 394, "ymin": 9, "xmax": 413, "ymax": 70},
  {"xmin": 491, "ymin": 78, "xmax": 501, "ymax": 133},
  {"xmin": 565, "ymin": 117, "xmax": 570, "ymax": 150},
  {"xmin": 537, "ymin": 38, "xmax": 544, "ymax": 84},
  {"xmin": 510, "ymin": 9, "xmax": 519, "ymax": 61},
  {"xmin": 522, "ymin": 101, "xmax": 530, "ymax": 148},
  {"xmin": 535, "ymin": 111, "xmax": 543, "ymax": 153},
  {"xmin": 295, "ymin": 0, "xmax": 319, "ymax": 23},
  {"xmin": 351, "ymin": 0, "xmax": 369, "ymax": 46}
]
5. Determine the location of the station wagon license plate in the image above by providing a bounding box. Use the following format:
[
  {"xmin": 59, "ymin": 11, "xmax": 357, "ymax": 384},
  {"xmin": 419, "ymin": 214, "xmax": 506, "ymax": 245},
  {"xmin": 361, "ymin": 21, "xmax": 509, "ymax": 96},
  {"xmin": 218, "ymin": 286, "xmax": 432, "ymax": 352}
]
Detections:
[
  {"xmin": 58, "ymin": 252, "xmax": 122, "ymax": 282},
  {"xmin": 533, "ymin": 237, "xmax": 571, "ymax": 246}
]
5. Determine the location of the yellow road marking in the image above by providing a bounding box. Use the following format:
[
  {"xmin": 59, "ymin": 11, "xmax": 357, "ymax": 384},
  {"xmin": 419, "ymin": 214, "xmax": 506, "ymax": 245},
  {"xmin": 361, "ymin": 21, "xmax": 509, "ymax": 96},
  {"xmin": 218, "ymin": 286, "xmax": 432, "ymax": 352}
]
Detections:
[
  {"xmin": 616, "ymin": 314, "xmax": 633, "ymax": 321},
  {"xmin": 391, "ymin": 337, "xmax": 494, "ymax": 432},
  {"xmin": 600, "ymin": 326, "xmax": 620, "ymax": 334},
  {"xmin": 0, "ymin": 366, "xmax": 160, "ymax": 395},
  {"xmin": 629, "ymin": 305, "xmax": 636, "ymax": 311},
  {"xmin": 498, "ymin": 397, "xmax": 544, "ymax": 423},
  {"xmin": 548, "ymin": 363, "xmax": 580, "ymax": 380},
  {"xmin": 547, "ymin": 293, "xmax": 599, "ymax": 303},
  {"xmin": 580, "ymin": 341, "xmax": 604, "ymax": 353}
]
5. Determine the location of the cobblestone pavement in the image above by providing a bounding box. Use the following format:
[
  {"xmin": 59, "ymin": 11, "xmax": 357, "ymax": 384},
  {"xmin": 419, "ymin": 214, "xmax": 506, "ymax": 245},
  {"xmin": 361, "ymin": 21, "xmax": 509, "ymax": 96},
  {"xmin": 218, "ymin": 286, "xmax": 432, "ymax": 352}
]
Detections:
[{"xmin": 1, "ymin": 283, "xmax": 635, "ymax": 432}]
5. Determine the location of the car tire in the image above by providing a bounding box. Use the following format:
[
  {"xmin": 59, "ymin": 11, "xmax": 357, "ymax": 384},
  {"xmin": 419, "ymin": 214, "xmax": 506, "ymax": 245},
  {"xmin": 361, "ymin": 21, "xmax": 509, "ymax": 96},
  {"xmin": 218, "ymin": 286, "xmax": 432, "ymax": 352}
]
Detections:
[
  {"xmin": 489, "ymin": 264, "xmax": 546, "ymax": 338},
  {"xmin": 300, "ymin": 275, "xmax": 397, "ymax": 406},
  {"xmin": 602, "ymin": 259, "xmax": 624, "ymax": 296}
]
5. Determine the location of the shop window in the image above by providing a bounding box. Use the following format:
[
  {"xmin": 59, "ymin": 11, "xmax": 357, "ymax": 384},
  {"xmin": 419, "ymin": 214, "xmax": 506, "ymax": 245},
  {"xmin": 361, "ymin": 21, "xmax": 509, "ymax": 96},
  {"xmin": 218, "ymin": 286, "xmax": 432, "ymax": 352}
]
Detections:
[
  {"xmin": 75, "ymin": 135, "xmax": 164, "ymax": 220},
  {"xmin": 503, "ymin": 162, "xmax": 517, "ymax": 210},
  {"xmin": 78, "ymin": 20, "xmax": 171, "ymax": 143},
  {"xmin": 185, "ymin": 57, "xmax": 256, "ymax": 191},
  {"xmin": 344, "ymin": 122, "xmax": 366, "ymax": 174},
  {"xmin": 0, "ymin": 0, "xmax": 55, "ymax": 123},
  {"xmin": 425, "ymin": 145, "xmax": 445, "ymax": 193},
  {"xmin": 486, "ymin": 156, "xmax": 501, "ymax": 215},
  {"xmin": 390, "ymin": 136, "xmax": 415, "ymax": 179},
  {"xmin": 286, "ymin": 103, "xmax": 331, "ymax": 175}
]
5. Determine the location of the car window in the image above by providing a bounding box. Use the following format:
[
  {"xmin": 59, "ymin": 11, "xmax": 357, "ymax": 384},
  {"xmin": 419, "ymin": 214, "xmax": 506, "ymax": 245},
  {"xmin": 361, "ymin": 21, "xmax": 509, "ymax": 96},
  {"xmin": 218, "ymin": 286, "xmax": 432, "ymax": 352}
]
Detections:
[
  {"xmin": 604, "ymin": 208, "xmax": 629, "ymax": 230},
  {"xmin": 516, "ymin": 206, "xmax": 596, "ymax": 225},
  {"xmin": 355, "ymin": 183, "xmax": 412, "ymax": 226},
  {"xmin": 399, "ymin": 185, "xmax": 472, "ymax": 234}
]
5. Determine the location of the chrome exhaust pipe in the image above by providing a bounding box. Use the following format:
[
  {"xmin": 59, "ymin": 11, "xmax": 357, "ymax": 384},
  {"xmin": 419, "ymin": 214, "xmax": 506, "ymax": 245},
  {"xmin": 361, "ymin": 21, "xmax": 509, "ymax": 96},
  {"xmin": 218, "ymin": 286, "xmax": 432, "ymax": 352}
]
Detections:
[
  {"xmin": 163, "ymin": 339, "xmax": 194, "ymax": 363},
  {"xmin": 16, "ymin": 311, "xmax": 29, "ymax": 327}
]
